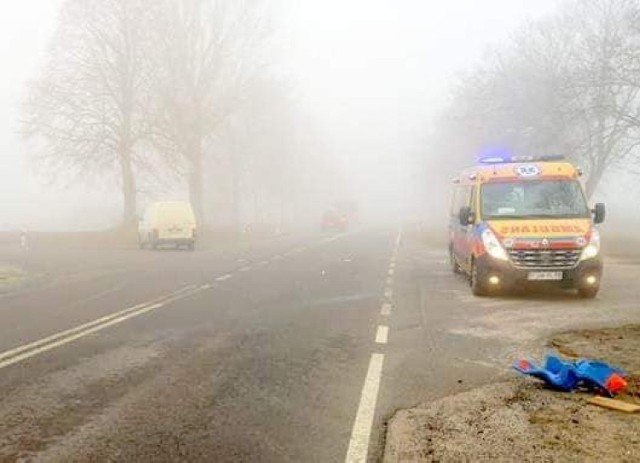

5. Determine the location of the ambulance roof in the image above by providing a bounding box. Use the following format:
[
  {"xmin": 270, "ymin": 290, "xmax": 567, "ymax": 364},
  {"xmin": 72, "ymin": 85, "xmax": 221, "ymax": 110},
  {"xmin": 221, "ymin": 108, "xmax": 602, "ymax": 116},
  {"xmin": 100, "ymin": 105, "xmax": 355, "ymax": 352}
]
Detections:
[{"xmin": 454, "ymin": 161, "xmax": 580, "ymax": 185}]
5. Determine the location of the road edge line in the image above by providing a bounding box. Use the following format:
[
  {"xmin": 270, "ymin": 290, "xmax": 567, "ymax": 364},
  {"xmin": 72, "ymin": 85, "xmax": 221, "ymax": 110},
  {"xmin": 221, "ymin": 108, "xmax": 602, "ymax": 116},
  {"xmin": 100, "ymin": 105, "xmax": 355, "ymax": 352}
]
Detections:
[{"xmin": 0, "ymin": 285, "xmax": 201, "ymax": 368}]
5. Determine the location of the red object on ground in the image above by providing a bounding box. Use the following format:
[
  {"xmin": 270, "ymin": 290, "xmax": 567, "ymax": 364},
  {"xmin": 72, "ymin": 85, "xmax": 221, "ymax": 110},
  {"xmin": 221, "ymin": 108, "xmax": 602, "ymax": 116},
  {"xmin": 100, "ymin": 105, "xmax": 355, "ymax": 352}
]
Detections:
[
  {"xmin": 605, "ymin": 374, "xmax": 628, "ymax": 395},
  {"xmin": 518, "ymin": 359, "xmax": 532, "ymax": 371}
]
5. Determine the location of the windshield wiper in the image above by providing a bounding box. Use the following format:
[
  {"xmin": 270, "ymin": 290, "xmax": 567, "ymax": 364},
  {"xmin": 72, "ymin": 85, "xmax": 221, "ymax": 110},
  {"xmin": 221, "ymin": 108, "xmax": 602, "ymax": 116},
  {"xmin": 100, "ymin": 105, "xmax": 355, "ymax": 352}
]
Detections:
[
  {"xmin": 485, "ymin": 214, "xmax": 585, "ymax": 220},
  {"xmin": 524, "ymin": 214, "xmax": 587, "ymax": 219},
  {"xmin": 484, "ymin": 215, "xmax": 527, "ymax": 220}
]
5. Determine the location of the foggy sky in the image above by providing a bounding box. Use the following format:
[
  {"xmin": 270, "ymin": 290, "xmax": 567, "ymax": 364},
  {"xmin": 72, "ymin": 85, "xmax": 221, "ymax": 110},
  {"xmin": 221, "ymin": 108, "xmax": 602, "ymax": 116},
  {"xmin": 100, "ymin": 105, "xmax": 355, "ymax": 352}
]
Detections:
[{"xmin": 1, "ymin": 0, "xmax": 563, "ymax": 230}]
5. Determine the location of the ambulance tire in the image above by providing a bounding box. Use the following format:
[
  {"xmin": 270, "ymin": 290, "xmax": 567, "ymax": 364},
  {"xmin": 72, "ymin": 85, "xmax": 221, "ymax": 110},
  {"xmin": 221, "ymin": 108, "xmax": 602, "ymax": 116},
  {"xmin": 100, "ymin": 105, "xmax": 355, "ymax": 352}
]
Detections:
[
  {"xmin": 578, "ymin": 286, "xmax": 599, "ymax": 299},
  {"xmin": 449, "ymin": 247, "xmax": 462, "ymax": 275},
  {"xmin": 470, "ymin": 261, "xmax": 489, "ymax": 297}
]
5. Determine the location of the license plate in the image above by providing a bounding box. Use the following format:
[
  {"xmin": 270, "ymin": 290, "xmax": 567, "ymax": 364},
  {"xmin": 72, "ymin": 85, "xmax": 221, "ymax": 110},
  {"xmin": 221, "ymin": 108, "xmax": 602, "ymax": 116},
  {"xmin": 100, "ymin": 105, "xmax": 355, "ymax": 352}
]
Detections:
[{"xmin": 527, "ymin": 271, "xmax": 563, "ymax": 281}]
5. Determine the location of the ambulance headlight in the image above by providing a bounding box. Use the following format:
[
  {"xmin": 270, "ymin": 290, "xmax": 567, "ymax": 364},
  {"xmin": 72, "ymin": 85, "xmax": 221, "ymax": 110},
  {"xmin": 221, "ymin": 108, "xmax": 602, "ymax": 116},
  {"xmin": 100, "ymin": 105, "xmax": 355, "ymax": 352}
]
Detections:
[
  {"xmin": 481, "ymin": 229, "xmax": 509, "ymax": 261},
  {"xmin": 580, "ymin": 229, "xmax": 600, "ymax": 261}
]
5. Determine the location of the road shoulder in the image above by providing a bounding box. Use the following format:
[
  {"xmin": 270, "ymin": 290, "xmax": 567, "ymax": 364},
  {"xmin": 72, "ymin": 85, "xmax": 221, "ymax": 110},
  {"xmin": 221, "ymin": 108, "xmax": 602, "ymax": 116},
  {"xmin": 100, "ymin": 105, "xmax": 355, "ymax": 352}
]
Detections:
[{"xmin": 384, "ymin": 324, "xmax": 640, "ymax": 462}]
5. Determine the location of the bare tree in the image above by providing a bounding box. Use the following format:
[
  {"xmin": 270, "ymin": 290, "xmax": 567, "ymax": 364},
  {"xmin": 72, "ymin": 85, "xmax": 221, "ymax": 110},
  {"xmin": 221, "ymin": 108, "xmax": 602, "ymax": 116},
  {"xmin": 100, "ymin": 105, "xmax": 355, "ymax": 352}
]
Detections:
[
  {"xmin": 435, "ymin": 0, "xmax": 640, "ymax": 198},
  {"xmin": 560, "ymin": 0, "xmax": 640, "ymax": 196},
  {"xmin": 22, "ymin": 0, "xmax": 158, "ymax": 228},
  {"xmin": 150, "ymin": 0, "xmax": 270, "ymax": 225}
]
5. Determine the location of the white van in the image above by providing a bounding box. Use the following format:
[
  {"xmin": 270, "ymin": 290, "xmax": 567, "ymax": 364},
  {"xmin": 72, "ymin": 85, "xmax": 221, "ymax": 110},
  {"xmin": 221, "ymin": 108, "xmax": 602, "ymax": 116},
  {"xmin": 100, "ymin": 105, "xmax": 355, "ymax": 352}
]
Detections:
[{"xmin": 138, "ymin": 201, "xmax": 197, "ymax": 250}]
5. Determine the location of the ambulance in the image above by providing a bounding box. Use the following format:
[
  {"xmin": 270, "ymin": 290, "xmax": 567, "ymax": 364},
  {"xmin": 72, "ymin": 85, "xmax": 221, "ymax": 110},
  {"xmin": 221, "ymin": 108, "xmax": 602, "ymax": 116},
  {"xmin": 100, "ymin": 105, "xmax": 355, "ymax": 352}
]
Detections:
[{"xmin": 449, "ymin": 155, "xmax": 605, "ymax": 298}]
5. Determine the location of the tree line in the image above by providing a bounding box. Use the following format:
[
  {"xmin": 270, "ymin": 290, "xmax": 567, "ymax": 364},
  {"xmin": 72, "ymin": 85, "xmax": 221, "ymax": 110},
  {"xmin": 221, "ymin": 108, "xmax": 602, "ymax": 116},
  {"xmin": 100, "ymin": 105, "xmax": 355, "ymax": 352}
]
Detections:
[
  {"xmin": 436, "ymin": 0, "xmax": 640, "ymax": 198},
  {"xmin": 22, "ymin": 0, "xmax": 315, "ymax": 229}
]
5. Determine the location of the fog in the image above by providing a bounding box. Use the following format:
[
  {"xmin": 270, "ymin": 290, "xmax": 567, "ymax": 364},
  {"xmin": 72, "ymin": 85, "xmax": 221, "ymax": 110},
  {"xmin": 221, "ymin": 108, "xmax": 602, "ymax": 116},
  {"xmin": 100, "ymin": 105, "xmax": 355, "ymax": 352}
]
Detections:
[
  {"xmin": 4, "ymin": 4, "xmax": 640, "ymax": 459},
  {"xmin": 6, "ymin": 0, "xmax": 640, "ymax": 233}
]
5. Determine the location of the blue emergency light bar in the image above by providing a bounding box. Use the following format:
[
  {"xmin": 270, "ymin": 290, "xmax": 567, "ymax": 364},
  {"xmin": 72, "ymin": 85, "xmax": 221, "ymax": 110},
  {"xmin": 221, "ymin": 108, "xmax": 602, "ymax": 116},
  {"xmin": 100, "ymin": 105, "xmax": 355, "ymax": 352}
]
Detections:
[
  {"xmin": 476, "ymin": 151, "xmax": 565, "ymax": 165},
  {"xmin": 476, "ymin": 147, "xmax": 512, "ymax": 164}
]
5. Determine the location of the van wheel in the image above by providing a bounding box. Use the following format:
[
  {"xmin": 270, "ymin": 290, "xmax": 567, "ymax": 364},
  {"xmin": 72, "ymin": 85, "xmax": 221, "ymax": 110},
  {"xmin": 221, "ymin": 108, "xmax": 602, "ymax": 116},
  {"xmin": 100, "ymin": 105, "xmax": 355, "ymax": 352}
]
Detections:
[
  {"xmin": 578, "ymin": 286, "xmax": 599, "ymax": 299},
  {"xmin": 470, "ymin": 262, "xmax": 488, "ymax": 297},
  {"xmin": 449, "ymin": 247, "xmax": 462, "ymax": 275}
]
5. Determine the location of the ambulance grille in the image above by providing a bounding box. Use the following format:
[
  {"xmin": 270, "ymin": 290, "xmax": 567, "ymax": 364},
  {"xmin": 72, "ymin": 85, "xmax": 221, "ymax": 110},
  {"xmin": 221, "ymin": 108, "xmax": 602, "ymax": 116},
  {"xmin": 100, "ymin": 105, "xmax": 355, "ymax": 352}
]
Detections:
[{"xmin": 508, "ymin": 249, "xmax": 581, "ymax": 269}]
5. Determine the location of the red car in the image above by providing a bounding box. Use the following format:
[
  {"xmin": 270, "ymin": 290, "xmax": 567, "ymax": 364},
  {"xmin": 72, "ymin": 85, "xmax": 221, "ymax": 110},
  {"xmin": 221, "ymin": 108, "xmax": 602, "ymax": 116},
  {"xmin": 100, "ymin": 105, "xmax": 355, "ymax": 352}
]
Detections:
[{"xmin": 321, "ymin": 209, "xmax": 349, "ymax": 232}]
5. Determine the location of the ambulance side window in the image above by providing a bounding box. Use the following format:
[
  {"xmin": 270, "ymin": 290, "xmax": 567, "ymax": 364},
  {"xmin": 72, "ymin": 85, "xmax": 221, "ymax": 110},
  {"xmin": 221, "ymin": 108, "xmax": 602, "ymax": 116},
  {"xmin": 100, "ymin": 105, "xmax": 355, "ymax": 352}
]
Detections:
[
  {"xmin": 453, "ymin": 187, "xmax": 462, "ymax": 216},
  {"xmin": 450, "ymin": 187, "xmax": 460, "ymax": 216},
  {"xmin": 453, "ymin": 186, "xmax": 472, "ymax": 217},
  {"xmin": 469, "ymin": 187, "xmax": 477, "ymax": 213},
  {"xmin": 459, "ymin": 186, "xmax": 471, "ymax": 211}
]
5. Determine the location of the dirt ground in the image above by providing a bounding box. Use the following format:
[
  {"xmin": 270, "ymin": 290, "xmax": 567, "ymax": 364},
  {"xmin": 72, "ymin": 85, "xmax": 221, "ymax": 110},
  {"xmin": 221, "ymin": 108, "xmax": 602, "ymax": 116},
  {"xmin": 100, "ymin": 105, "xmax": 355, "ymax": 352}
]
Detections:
[{"xmin": 384, "ymin": 325, "xmax": 640, "ymax": 462}]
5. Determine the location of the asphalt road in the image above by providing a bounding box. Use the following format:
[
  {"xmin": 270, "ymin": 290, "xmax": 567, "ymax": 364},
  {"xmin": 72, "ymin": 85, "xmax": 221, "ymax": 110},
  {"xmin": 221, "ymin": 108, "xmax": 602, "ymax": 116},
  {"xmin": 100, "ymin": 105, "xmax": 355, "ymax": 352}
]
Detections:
[{"xmin": 0, "ymin": 228, "xmax": 639, "ymax": 462}]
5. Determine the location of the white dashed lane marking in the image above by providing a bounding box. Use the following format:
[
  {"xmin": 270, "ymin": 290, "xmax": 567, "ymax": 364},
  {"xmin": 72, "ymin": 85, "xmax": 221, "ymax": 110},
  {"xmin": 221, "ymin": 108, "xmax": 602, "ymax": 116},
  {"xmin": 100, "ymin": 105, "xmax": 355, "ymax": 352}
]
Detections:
[
  {"xmin": 381, "ymin": 303, "xmax": 392, "ymax": 316},
  {"xmin": 215, "ymin": 274, "xmax": 233, "ymax": 282},
  {"xmin": 375, "ymin": 325, "xmax": 389, "ymax": 344},
  {"xmin": 345, "ymin": 226, "xmax": 401, "ymax": 462},
  {"xmin": 344, "ymin": 353, "xmax": 385, "ymax": 463}
]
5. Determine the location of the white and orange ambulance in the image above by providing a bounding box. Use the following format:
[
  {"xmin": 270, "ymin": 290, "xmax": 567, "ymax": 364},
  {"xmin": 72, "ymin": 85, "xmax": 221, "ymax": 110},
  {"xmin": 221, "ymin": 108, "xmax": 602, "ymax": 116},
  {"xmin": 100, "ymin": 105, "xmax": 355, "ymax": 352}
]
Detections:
[{"xmin": 449, "ymin": 155, "xmax": 605, "ymax": 298}]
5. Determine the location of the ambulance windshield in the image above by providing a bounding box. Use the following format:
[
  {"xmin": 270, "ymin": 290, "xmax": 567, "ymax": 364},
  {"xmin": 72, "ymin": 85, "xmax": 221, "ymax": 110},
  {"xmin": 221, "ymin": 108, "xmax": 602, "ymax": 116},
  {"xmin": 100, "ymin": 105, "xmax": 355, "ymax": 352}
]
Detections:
[{"xmin": 481, "ymin": 180, "xmax": 590, "ymax": 220}]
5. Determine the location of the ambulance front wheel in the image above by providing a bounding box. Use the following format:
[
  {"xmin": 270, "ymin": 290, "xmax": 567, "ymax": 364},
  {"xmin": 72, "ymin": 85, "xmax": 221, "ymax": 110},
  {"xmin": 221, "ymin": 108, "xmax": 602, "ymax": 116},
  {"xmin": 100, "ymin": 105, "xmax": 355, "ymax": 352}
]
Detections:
[
  {"xmin": 578, "ymin": 285, "xmax": 599, "ymax": 299},
  {"xmin": 470, "ymin": 261, "xmax": 489, "ymax": 297},
  {"xmin": 449, "ymin": 246, "xmax": 462, "ymax": 275}
]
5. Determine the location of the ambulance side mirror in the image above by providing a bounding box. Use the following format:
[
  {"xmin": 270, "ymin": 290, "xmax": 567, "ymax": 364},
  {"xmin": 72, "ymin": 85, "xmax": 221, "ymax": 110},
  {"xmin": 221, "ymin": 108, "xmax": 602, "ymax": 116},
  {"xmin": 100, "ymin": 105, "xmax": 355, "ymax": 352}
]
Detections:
[
  {"xmin": 459, "ymin": 207, "xmax": 475, "ymax": 226},
  {"xmin": 593, "ymin": 203, "xmax": 606, "ymax": 224}
]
